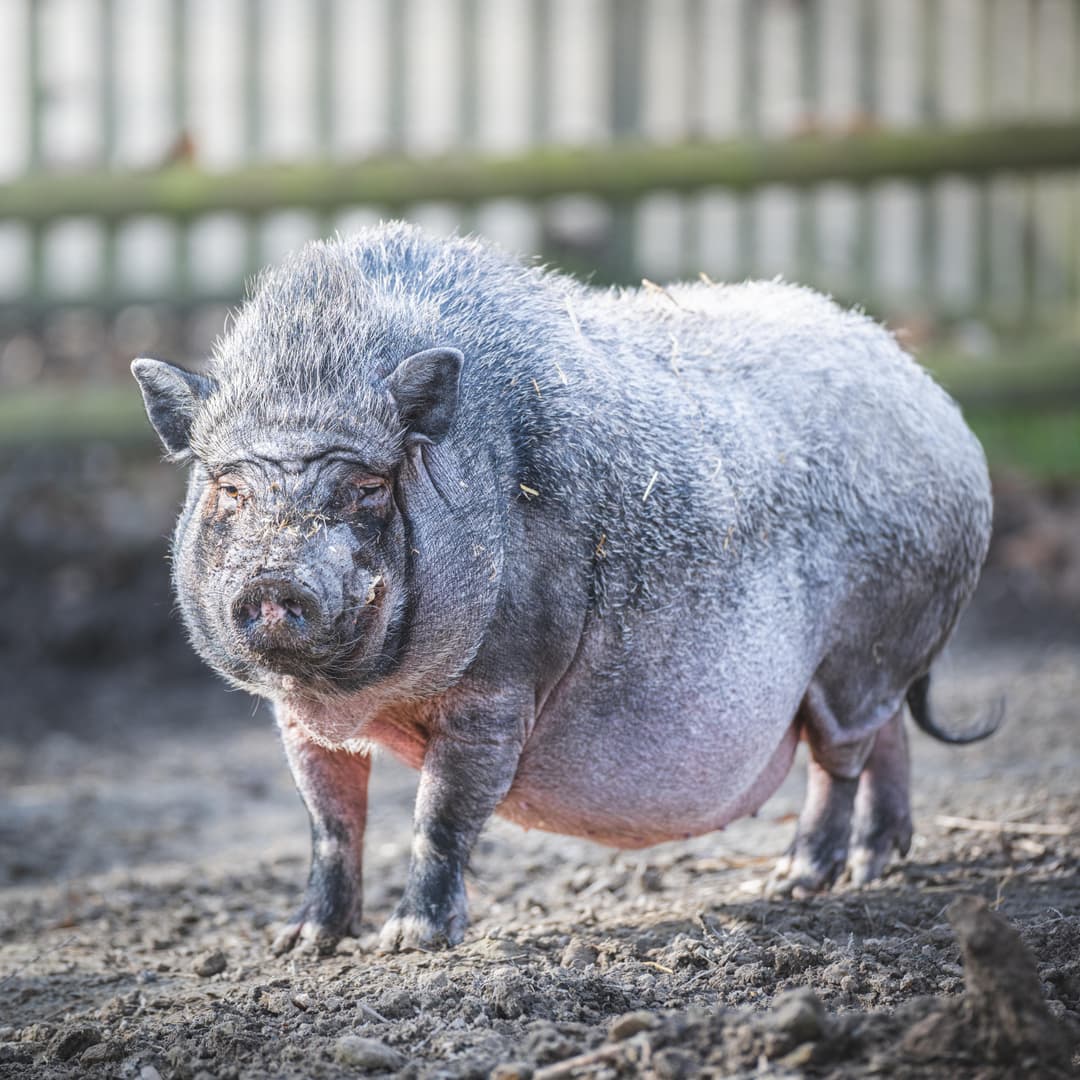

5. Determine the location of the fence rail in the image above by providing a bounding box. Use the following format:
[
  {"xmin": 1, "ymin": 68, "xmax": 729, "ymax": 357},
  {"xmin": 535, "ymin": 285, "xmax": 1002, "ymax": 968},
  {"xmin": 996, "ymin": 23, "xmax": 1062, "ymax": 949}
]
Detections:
[{"xmin": 5, "ymin": 123, "xmax": 1080, "ymax": 223}]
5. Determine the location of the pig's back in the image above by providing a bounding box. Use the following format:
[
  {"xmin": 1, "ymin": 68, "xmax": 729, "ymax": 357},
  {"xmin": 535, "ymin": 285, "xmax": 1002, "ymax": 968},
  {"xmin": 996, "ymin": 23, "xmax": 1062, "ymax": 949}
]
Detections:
[{"xmin": 576, "ymin": 278, "xmax": 991, "ymax": 592}]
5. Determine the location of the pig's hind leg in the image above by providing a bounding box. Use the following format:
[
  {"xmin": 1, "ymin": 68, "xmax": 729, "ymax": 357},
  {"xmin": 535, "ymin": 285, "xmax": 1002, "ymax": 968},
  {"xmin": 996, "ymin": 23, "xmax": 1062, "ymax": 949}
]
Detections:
[
  {"xmin": 766, "ymin": 760, "xmax": 860, "ymax": 898},
  {"xmin": 849, "ymin": 710, "xmax": 912, "ymax": 885},
  {"xmin": 767, "ymin": 690, "xmax": 910, "ymax": 897},
  {"xmin": 271, "ymin": 710, "xmax": 371, "ymax": 955}
]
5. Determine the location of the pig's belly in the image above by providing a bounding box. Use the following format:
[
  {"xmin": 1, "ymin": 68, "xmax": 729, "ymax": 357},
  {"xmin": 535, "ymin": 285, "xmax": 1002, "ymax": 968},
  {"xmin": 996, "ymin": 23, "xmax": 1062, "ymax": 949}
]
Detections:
[{"xmin": 496, "ymin": 716, "xmax": 799, "ymax": 849}]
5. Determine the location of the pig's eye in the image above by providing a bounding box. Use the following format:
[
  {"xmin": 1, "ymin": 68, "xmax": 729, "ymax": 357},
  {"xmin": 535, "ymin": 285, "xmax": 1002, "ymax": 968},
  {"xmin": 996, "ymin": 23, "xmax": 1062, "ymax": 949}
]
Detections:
[
  {"xmin": 334, "ymin": 476, "xmax": 388, "ymax": 514},
  {"xmin": 215, "ymin": 478, "xmax": 247, "ymax": 510}
]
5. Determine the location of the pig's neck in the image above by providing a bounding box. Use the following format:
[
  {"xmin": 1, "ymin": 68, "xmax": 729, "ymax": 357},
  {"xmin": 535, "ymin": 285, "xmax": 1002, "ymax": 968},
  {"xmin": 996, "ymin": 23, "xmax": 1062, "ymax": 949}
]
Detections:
[{"xmin": 278, "ymin": 685, "xmax": 442, "ymax": 771}]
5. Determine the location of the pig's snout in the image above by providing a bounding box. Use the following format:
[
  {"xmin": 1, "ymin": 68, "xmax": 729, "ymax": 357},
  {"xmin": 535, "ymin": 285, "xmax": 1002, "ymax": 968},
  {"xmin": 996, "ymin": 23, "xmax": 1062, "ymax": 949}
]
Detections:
[{"xmin": 231, "ymin": 576, "xmax": 324, "ymax": 656}]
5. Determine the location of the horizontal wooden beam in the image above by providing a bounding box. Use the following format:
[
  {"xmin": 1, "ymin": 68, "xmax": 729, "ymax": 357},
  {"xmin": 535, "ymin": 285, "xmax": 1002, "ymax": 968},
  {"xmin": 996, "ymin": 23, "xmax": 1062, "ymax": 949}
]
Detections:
[{"xmin": 2, "ymin": 122, "xmax": 1079, "ymax": 224}]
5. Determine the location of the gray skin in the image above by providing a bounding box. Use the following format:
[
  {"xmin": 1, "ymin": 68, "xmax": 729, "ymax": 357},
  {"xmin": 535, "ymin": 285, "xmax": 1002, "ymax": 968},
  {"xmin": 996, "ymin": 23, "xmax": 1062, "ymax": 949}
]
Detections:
[{"xmin": 132, "ymin": 222, "xmax": 994, "ymax": 954}]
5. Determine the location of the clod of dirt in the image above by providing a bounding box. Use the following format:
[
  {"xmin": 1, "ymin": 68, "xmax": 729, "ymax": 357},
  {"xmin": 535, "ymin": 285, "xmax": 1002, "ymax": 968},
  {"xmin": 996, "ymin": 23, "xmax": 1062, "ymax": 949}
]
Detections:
[
  {"xmin": 46, "ymin": 1022, "xmax": 101, "ymax": 1062},
  {"xmin": 80, "ymin": 1039, "xmax": 124, "ymax": 1064},
  {"xmin": 766, "ymin": 986, "xmax": 826, "ymax": 1045},
  {"xmin": 333, "ymin": 1034, "xmax": 406, "ymax": 1071},
  {"xmin": 485, "ymin": 965, "xmax": 535, "ymax": 1019},
  {"xmin": 375, "ymin": 988, "xmax": 418, "ymax": 1019},
  {"xmin": 608, "ymin": 1010, "xmax": 658, "ymax": 1040},
  {"xmin": 490, "ymin": 1063, "xmax": 532, "ymax": 1080},
  {"xmin": 191, "ymin": 948, "xmax": 227, "ymax": 977},
  {"xmin": 0, "ymin": 1045, "xmax": 33, "ymax": 1066},
  {"xmin": 947, "ymin": 895, "xmax": 1072, "ymax": 1068},
  {"xmin": 560, "ymin": 938, "xmax": 598, "ymax": 969},
  {"xmin": 19, "ymin": 1023, "xmax": 56, "ymax": 1044},
  {"xmin": 650, "ymin": 1046, "xmax": 695, "ymax": 1079}
]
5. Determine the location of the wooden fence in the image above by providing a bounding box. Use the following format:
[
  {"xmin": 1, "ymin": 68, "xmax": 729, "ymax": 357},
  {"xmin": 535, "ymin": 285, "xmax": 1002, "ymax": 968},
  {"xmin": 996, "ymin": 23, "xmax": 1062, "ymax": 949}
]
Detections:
[{"xmin": 0, "ymin": 0, "xmax": 1078, "ymax": 337}]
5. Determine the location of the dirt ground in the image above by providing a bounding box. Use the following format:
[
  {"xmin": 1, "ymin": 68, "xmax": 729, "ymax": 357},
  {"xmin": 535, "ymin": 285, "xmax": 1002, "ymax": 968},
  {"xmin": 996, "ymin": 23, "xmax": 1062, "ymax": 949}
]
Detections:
[{"xmin": 0, "ymin": 446, "xmax": 1078, "ymax": 1078}]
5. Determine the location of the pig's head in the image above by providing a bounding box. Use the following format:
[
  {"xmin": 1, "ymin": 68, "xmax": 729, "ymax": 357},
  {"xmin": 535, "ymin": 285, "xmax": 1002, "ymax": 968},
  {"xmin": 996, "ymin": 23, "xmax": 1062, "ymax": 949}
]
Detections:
[{"xmin": 132, "ymin": 342, "xmax": 507, "ymax": 701}]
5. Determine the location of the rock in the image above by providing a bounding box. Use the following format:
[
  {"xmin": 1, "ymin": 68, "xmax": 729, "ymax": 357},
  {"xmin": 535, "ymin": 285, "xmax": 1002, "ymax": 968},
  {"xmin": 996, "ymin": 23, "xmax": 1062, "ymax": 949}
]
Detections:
[
  {"xmin": 0, "ymin": 1044, "xmax": 33, "ymax": 1065},
  {"xmin": 768, "ymin": 988, "xmax": 825, "ymax": 1045},
  {"xmin": 777, "ymin": 1041, "xmax": 817, "ymax": 1068},
  {"xmin": 20, "ymin": 1023, "xmax": 56, "ymax": 1043},
  {"xmin": 256, "ymin": 989, "xmax": 291, "ymax": 1014},
  {"xmin": 473, "ymin": 936, "xmax": 528, "ymax": 961},
  {"xmin": 81, "ymin": 1040, "xmax": 124, "ymax": 1064},
  {"xmin": 140, "ymin": 1066, "xmax": 163, "ymax": 1080},
  {"xmin": 560, "ymin": 938, "xmax": 598, "ymax": 969},
  {"xmin": 608, "ymin": 1010, "xmax": 658, "ymax": 1041},
  {"xmin": 490, "ymin": 1064, "xmax": 533, "ymax": 1080},
  {"xmin": 636, "ymin": 866, "xmax": 664, "ymax": 893},
  {"xmin": 485, "ymin": 965, "xmax": 533, "ymax": 1019},
  {"xmin": 192, "ymin": 949, "xmax": 227, "ymax": 977},
  {"xmin": 333, "ymin": 1035, "xmax": 406, "ymax": 1071},
  {"xmin": 376, "ymin": 988, "xmax": 418, "ymax": 1019},
  {"xmin": 47, "ymin": 1023, "xmax": 102, "ymax": 1063},
  {"xmin": 652, "ymin": 1047, "xmax": 694, "ymax": 1079}
]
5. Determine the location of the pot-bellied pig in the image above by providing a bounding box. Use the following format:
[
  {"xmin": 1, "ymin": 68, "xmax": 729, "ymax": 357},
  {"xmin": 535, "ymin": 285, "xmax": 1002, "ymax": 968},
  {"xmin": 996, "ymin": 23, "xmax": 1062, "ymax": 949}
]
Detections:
[{"xmin": 133, "ymin": 222, "xmax": 995, "ymax": 954}]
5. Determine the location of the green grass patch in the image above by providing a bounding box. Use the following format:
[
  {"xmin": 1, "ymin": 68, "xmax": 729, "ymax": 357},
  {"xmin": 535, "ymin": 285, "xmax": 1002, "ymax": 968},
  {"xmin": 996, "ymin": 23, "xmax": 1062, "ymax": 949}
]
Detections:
[
  {"xmin": 0, "ymin": 384, "xmax": 154, "ymax": 445},
  {"xmin": 964, "ymin": 408, "xmax": 1080, "ymax": 480},
  {"xmin": 920, "ymin": 339, "xmax": 1080, "ymax": 404}
]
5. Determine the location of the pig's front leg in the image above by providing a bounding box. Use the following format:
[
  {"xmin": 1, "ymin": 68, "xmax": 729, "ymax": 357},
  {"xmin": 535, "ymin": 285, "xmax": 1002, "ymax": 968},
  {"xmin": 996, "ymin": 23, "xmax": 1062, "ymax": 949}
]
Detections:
[
  {"xmin": 379, "ymin": 718, "xmax": 523, "ymax": 952},
  {"xmin": 271, "ymin": 707, "xmax": 371, "ymax": 955}
]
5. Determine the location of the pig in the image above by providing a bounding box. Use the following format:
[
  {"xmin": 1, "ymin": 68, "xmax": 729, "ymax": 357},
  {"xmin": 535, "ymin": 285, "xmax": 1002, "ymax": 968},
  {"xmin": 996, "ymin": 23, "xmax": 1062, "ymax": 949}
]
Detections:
[{"xmin": 132, "ymin": 222, "xmax": 995, "ymax": 955}]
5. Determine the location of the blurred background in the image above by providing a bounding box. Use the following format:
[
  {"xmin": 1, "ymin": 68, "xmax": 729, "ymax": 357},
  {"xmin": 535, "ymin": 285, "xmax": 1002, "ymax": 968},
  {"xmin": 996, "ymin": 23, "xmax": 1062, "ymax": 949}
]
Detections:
[{"xmin": 0, "ymin": 0, "xmax": 1078, "ymax": 881}]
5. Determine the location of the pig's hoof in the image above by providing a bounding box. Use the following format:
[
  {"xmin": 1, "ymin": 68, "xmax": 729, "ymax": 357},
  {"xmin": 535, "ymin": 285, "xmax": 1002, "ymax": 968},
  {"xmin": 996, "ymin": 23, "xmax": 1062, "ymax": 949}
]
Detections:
[
  {"xmin": 765, "ymin": 847, "xmax": 847, "ymax": 900},
  {"xmin": 377, "ymin": 908, "xmax": 467, "ymax": 954},
  {"xmin": 270, "ymin": 905, "xmax": 361, "ymax": 956},
  {"xmin": 848, "ymin": 816, "xmax": 913, "ymax": 887},
  {"xmin": 271, "ymin": 921, "xmax": 339, "ymax": 956}
]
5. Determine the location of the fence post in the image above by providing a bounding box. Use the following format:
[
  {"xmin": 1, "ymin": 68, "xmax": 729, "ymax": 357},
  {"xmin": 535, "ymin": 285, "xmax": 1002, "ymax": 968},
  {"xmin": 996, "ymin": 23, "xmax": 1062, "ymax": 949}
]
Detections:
[
  {"xmin": 854, "ymin": 0, "xmax": 878, "ymax": 305},
  {"xmin": 974, "ymin": 0, "xmax": 994, "ymax": 315},
  {"xmin": 243, "ymin": 0, "xmax": 264, "ymax": 280},
  {"xmin": 609, "ymin": 0, "xmax": 644, "ymax": 282},
  {"xmin": 681, "ymin": 0, "xmax": 705, "ymax": 277},
  {"xmin": 100, "ymin": 0, "xmax": 118, "ymax": 299},
  {"xmin": 315, "ymin": 0, "xmax": 336, "ymax": 239},
  {"xmin": 386, "ymin": 0, "xmax": 408, "ymax": 153},
  {"xmin": 735, "ymin": 0, "xmax": 760, "ymax": 281},
  {"xmin": 797, "ymin": 0, "xmax": 822, "ymax": 287},
  {"xmin": 27, "ymin": 0, "xmax": 45, "ymax": 304},
  {"xmin": 458, "ymin": 0, "xmax": 480, "ymax": 234}
]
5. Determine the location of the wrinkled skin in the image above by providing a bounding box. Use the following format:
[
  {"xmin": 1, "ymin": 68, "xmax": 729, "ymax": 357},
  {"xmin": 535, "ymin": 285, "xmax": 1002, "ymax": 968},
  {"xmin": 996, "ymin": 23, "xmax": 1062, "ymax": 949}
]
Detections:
[{"xmin": 132, "ymin": 225, "xmax": 993, "ymax": 955}]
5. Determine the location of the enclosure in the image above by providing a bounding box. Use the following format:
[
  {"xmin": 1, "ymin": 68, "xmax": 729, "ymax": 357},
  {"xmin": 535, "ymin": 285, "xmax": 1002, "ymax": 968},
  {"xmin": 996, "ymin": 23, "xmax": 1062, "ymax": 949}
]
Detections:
[{"xmin": 1, "ymin": 2, "xmax": 1079, "ymax": 1077}]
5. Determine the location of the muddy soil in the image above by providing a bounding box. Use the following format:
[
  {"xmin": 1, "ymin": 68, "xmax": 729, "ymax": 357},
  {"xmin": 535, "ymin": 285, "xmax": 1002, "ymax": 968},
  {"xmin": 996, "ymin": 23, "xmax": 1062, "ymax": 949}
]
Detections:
[{"xmin": 0, "ymin": 446, "xmax": 1078, "ymax": 1078}]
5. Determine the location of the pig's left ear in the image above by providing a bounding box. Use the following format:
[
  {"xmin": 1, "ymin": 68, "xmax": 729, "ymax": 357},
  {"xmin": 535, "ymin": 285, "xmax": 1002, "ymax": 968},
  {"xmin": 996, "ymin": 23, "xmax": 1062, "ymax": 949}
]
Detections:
[
  {"xmin": 131, "ymin": 357, "xmax": 214, "ymax": 458},
  {"xmin": 386, "ymin": 346, "xmax": 463, "ymax": 444}
]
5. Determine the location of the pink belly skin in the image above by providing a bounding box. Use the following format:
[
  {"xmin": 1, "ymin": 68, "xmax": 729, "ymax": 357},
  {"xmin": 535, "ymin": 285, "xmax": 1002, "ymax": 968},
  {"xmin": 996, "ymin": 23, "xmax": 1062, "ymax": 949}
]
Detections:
[
  {"xmin": 495, "ymin": 720, "xmax": 800, "ymax": 849},
  {"xmin": 325, "ymin": 693, "xmax": 800, "ymax": 852}
]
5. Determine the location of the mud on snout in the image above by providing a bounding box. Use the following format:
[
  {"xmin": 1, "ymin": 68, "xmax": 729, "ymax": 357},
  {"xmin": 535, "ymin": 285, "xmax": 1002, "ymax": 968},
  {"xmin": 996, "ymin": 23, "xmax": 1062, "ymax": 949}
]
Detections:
[{"xmin": 208, "ymin": 520, "xmax": 391, "ymax": 689}]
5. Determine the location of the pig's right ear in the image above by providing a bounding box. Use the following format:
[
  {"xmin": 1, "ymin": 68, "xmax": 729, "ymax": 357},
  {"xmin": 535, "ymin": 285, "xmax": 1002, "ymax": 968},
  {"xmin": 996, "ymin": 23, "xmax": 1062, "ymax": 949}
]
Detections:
[
  {"xmin": 385, "ymin": 346, "xmax": 463, "ymax": 444},
  {"xmin": 131, "ymin": 357, "xmax": 213, "ymax": 457}
]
